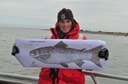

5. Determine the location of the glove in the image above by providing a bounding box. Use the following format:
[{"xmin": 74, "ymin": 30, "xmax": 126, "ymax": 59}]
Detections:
[
  {"xmin": 11, "ymin": 45, "xmax": 19, "ymax": 56},
  {"xmin": 98, "ymin": 48, "xmax": 109, "ymax": 61}
]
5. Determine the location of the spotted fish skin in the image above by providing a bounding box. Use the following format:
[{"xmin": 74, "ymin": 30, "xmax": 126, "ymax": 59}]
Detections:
[{"xmin": 30, "ymin": 45, "xmax": 103, "ymax": 68}]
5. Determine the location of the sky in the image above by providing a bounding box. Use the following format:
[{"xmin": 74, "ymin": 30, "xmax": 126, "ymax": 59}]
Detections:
[{"xmin": 0, "ymin": 0, "xmax": 128, "ymax": 32}]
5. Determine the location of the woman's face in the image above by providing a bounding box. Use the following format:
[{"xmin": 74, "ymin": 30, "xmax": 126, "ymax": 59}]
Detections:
[{"xmin": 58, "ymin": 19, "xmax": 72, "ymax": 33}]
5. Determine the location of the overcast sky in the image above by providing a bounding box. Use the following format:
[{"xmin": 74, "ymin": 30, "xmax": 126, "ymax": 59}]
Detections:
[{"xmin": 0, "ymin": 0, "xmax": 128, "ymax": 32}]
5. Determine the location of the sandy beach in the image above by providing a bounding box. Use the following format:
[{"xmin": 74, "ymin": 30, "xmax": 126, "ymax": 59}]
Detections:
[{"xmin": 0, "ymin": 27, "xmax": 128, "ymax": 84}]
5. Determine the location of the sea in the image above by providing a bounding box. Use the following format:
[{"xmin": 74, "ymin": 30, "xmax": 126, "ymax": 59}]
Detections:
[{"xmin": 0, "ymin": 27, "xmax": 128, "ymax": 84}]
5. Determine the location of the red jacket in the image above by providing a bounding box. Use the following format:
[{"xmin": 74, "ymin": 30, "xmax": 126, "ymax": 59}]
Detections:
[{"xmin": 38, "ymin": 21, "xmax": 87, "ymax": 84}]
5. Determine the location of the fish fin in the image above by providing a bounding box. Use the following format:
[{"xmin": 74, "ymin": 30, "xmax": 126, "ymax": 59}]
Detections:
[
  {"xmin": 60, "ymin": 63, "xmax": 68, "ymax": 68},
  {"xmin": 54, "ymin": 41, "xmax": 68, "ymax": 48},
  {"xmin": 90, "ymin": 53, "xmax": 102, "ymax": 67},
  {"xmin": 75, "ymin": 59, "xmax": 84, "ymax": 67}
]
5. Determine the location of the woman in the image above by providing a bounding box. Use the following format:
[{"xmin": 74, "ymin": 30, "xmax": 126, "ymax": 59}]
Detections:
[{"xmin": 38, "ymin": 8, "xmax": 87, "ymax": 84}]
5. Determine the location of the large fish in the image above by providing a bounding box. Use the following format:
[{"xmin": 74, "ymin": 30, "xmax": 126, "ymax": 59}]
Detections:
[{"xmin": 29, "ymin": 41, "xmax": 103, "ymax": 68}]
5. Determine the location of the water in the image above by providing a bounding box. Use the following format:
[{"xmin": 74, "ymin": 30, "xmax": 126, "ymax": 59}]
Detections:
[
  {"xmin": 85, "ymin": 33, "xmax": 128, "ymax": 75},
  {"xmin": 0, "ymin": 0, "xmax": 128, "ymax": 32},
  {"xmin": 82, "ymin": 33, "xmax": 128, "ymax": 83},
  {"xmin": 0, "ymin": 28, "xmax": 128, "ymax": 84}
]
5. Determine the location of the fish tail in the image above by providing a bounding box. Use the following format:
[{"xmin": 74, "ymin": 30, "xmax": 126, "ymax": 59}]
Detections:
[{"xmin": 90, "ymin": 53, "xmax": 102, "ymax": 67}]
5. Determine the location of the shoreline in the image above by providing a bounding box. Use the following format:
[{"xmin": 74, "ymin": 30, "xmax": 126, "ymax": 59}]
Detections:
[
  {"xmin": 80, "ymin": 30, "xmax": 128, "ymax": 37},
  {"xmin": 0, "ymin": 26, "xmax": 128, "ymax": 37},
  {"xmin": 42, "ymin": 29, "xmax": 128, "ymax": 37}
]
